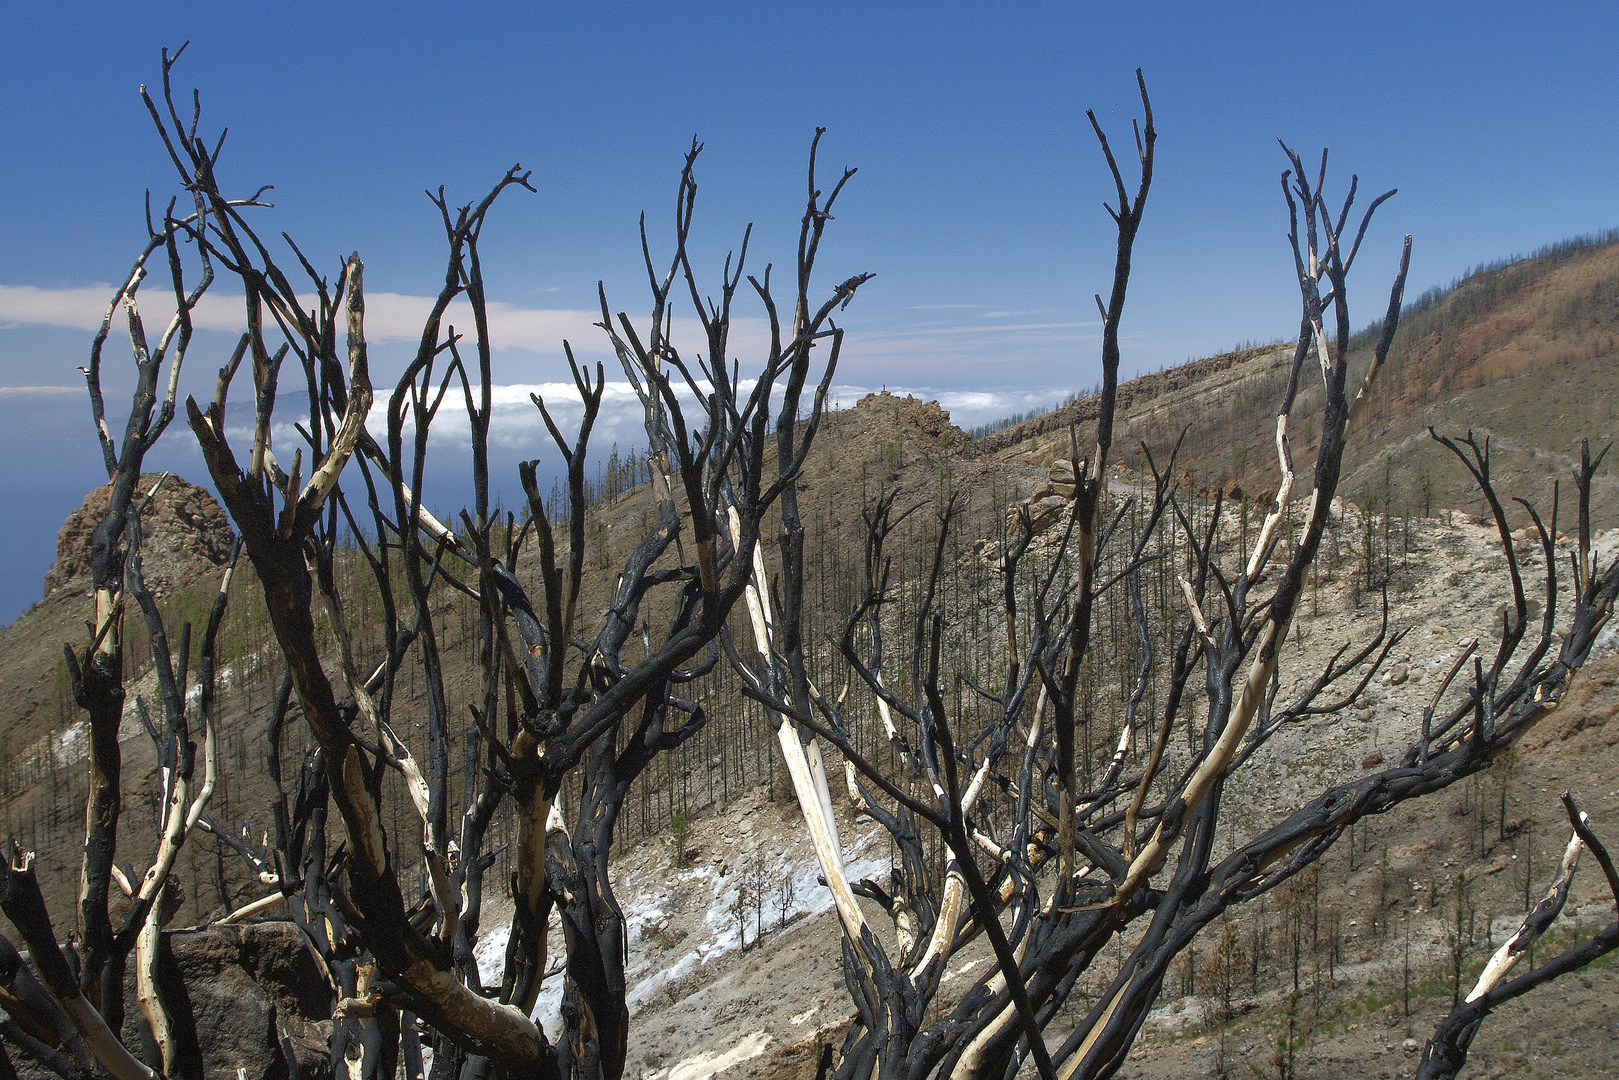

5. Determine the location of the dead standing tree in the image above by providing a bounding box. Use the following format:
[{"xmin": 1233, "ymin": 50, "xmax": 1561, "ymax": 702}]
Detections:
[
  {"xmin": 6, "ymin": 51, "xmax": 1615, "ymax": 1080},
  {"xmin": 734, "ymin": 74, "xmax": 1619, "ymax": 1080},
  {"xmin": 0, "ymin": 114, "xmax": 248, "ymax": 1079},
  {"xmin": 177, "ymin": 93, "xmax": 864, "ymax": 1080},
  {"xmin": 0, "ymin": 49, "xmax": 867, "ymax": 1080}
]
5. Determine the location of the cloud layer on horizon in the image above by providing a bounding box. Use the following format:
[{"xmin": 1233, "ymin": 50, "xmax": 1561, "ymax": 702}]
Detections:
[
  {"xmin": 222, "ymin": 379, "xmax": 1079, "ymax": 470},
  {"xmin": 0, "ymin": 282, "xmax": 628, "ymax": 353},
  {"xmin": 0, "ymin": 282, "xmax": 1115, "ymax": 393}
]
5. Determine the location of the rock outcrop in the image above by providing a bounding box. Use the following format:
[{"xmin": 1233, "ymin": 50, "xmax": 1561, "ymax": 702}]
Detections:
[
  {"xmin": 834, "ymin": 393, "xmax": 973, "ymax": 462},
  {"xmin": 43, "ymin": 474, "xmax": 234, "ymax": 600},
  {"xmin": 1007, "ymin": 459, "xmax": 1079, "ymax": 535}
]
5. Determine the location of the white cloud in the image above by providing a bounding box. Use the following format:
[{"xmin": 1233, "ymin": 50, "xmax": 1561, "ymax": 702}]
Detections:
[
  {"xmin": 364, "ymin": 380, "xmax": 660, "ymax": 453},
  {"xmin": 0, "ymin": 285, "xmax": 115, "ymax": 332},
  {"xmin": 223, "ymin": 377, "xmax": 1069, "ymax": 472},
  {"xmin": 0, "ymin": 282, "xmax": 769, "ymax": 360},
  {"xmin": 912, "ymin": 321, "xmax": 1099, "ymax": 335},
  {"xmin": 358, "ymin": 294, "xmax": 605, "ymax": 349},
  {"xmin": 0, "ymin": 283, "xmax": 1109, "ymax": 409},
  {"xmin": 0, "ymin": 385, "xmax": 80, "ymax": 398}
]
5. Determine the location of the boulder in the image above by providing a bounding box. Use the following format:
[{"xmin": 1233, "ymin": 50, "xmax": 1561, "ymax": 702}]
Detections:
[
  {"xmin": 153, "ymin": 922, "xmax": 333, "ymax": 1080},
  {"xmin": 12, "ymin": 922, "xmax": 331, "ymax": 1080}
]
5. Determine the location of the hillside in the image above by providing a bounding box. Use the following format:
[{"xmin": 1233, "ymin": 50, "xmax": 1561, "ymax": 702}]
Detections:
[
  {"xmin": 1, "ymin": 235, "xmax": 1618, "ymax": 1079},
  {"xmin": 980, "ymin": 235, "xmax": 1619, "ymax": 529},
  {"xmin": 531, "ymin": 507, "xmax": 1619, "ymax": 1080}
]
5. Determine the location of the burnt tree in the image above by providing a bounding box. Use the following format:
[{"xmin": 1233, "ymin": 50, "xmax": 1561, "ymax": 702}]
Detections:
[
  {"xmin": 0, "ymin": 47, "xmax": 867, "ymax": 1080},
  {"xmin": 3, "ymin": 50, "xmax": 1615, "ymax": 1080},
  {"xmin": 732, "ymin": 73, "xmax": 1619, "ymax": 1080}
]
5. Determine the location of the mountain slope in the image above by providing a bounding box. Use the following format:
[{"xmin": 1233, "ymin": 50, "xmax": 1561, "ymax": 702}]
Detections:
[
  {"xmin": 0, "ymin": 233, "xmax": 1616, "ymax": 1079},
  {"xmin": 980, "ymin": 235, "xmax": 1619, "ymax": 528}
]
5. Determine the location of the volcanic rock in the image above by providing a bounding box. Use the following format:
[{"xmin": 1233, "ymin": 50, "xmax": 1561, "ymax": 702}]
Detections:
[{"xmin": 43, "ymin": 474, "xmax": 234, "ymax": 600}]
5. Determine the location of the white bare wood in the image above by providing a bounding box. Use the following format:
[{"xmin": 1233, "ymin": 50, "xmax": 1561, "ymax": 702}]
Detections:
[
  {"xmin": 1246, "ymin": 413, "xmax": 1295, "ymax": 581},
  {"xmin": 134, "ymin": 883, "xmax": 174, "ymax": 1075},
  {"xmin": 728, "ymin": 508, "xmax": 873, "ymax": 960},
  {"xmin": 1466, "ymin": 822, "xmax": 1586, "ymax": 1002},
  {"xmin": 218, "ymin": 892, "xmax": 287, "ymax": 924}
]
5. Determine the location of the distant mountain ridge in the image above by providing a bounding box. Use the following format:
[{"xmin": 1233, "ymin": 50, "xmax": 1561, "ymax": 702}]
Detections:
[{"xmin": 972, "ymin": 232, "xmax": 1619, "ymax": 527}]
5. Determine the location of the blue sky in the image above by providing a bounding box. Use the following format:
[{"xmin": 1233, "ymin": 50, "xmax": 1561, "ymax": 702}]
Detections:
[{"xmin": 2, "ymin": 2, "xmax": 1616, "ymax": 622}]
